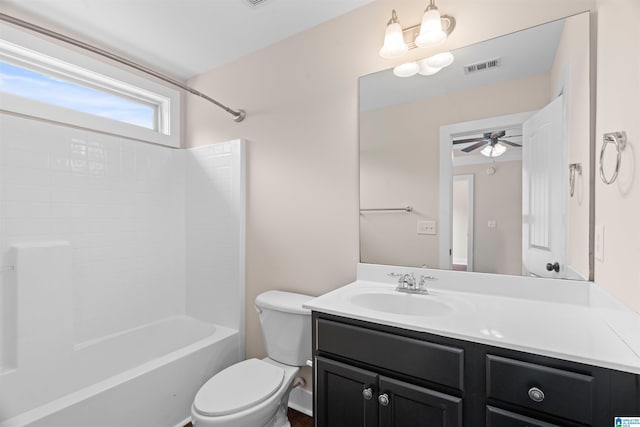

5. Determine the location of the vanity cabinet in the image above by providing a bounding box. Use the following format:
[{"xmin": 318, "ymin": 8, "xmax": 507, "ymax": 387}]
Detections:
[
  {"xmin": 312, "ymin": 312, "xmax": 640, "ymax": 427},
  {"xmin": 316, "ymin": 356, "xmax": 462, "ymax": 427}
]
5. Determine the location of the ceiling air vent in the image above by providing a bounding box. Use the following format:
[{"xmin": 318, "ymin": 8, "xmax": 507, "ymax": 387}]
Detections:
[
  {"xmin": 245, "ymin": 0, "xmax": 269, "ymax": 7},
  {"xmin": 464, "ymin": 58, "xmax": 502, "ymax": 74}
]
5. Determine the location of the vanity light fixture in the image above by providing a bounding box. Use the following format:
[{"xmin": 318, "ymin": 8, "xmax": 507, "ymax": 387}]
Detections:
[
  {"xmin": 379, "ymin": 10, "xmax": 409, "ymax": 59},
  {"xmin": 393, "ymin": 61, "xmax": 420, "ymax": 77},
  {"xmin": 393, "ymin": 51, "xmax": 455, "ymax": 78},
  {"xmin": 424, "ymin": 51, "xmax": 454, "ymax": 68},
  {"xmin": 379, "ymin": 1, "xmax": 456, "ymax": 59},
  {"xmin": 415, "ymin": 0, "xmax": 450, "ymax": 47},
  {"xmin": 382, "ymin": 2, "xmax": 456, "ymax": 79}
]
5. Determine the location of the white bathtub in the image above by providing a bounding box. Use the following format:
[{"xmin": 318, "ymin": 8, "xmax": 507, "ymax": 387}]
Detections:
[{"xmin": 0, "ymin": 315, "xmax": 241, "ymax": 427}]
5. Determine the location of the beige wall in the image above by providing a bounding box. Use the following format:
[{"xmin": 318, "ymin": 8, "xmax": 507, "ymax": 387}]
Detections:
[
  {"xmin": 185, "ymin": 0, "xmax": 596, "ymax": 362},
  {"xmin": 359, "ymin": 74, "xmax": 549, "ymax": 268},
  {"xmin": 550, "ymin": 12, "xmax": 592, "ymax": 280},
  {"xmin": 454, "ymin": 161, "xmax": 523, "ymax": 276},
  {"xmin": 595, "ymin": 0, "xmax": 640, "ymax": 313}
]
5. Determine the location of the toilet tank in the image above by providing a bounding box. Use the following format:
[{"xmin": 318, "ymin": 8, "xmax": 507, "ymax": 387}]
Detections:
[{"xmin": 255, "ymin": 291, "xmax": 314, "ymax": 366}]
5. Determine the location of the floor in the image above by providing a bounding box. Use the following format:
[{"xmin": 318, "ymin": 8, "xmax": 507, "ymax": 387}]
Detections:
[
  {"xmin": 287, "ymin": 408, "xmax": 313, "ymax": 427},
  {"xmin": 185, "ymin": 408, "xmax": 313, "ymax": 427}
]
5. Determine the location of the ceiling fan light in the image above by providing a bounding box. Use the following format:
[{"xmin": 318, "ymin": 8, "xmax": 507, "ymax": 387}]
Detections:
[
  {"xmin": 415, "ymin": 8, "xmax": 446, "ymax": 48},
  {"xmin": 481, "ymin": 142, "xmax": 507, "ymax": 158},
  {"xmin": 379, "ymin": 11, "xmax": 409, "ymax": 59},
  {"xmin": 417, "ymin": 58, "xmax": 442, "ymax": 75},
  {"xmin": 393, "ymin": 61, "xmax": 419, "ymax": 77},
  {"xmin": 425, "ymin": 51, "xmax": 454, "ymax": 68}
]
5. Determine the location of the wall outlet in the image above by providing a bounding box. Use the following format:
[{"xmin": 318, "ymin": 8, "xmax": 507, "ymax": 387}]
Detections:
[
  {"xmin": 595, "ymin": 225, "xmax": 604, "ymax": 262},
  {"xmin": 417, "ymin": 220, "xmax": 437, "ymax": 235},
  {"xmin": 487, "ymin": 220, "xmax": 497, "ymax": 228}
]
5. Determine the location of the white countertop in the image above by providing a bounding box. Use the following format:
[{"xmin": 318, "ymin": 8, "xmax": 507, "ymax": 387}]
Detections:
[{"xmin": 304, "ymin": 264, "xmax": 640, "ymax": 375}]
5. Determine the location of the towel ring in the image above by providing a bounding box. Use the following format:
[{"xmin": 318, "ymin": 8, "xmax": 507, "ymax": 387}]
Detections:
[{"xmin": 599, "ymin": 131, "xmax": 627, "ymax": 185}]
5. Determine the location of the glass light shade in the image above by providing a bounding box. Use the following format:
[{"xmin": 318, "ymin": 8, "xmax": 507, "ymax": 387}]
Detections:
[
  {"xmin": 415, "ymin": 8, "xmax": 447, "ymax": 47},
  {"xmin": 481, "ymin": 142, "xmax": 507, "ymax": 158},
  {"xmin": 425, "ymin": 51, "xmax": 454, "ymax": 68},
  {"xmin": 417, "ymin": 58, "xmax": 442, "ymax": 76},
  {"xmin": 393, "ymin": 62, "xmax": 419, "ymax": 77},
  {"xmin": 379, "ymin": 22, "xmax": 408, "ymax": 59}
]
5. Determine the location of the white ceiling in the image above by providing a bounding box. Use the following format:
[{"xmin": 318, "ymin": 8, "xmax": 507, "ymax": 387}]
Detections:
[{"xmin": 1, "ymin": 0, "xmax": 374, "ymax": 80}]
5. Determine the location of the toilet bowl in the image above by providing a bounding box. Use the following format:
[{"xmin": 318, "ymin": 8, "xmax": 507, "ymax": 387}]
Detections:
[{"xmin": 191, "ymin": 291, "xmax": 313, "ymax": 427}]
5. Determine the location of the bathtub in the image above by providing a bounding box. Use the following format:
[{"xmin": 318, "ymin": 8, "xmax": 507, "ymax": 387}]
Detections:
[{"xmin": 0, "ymin": 315, "xmax": 241, "ymax": 427}]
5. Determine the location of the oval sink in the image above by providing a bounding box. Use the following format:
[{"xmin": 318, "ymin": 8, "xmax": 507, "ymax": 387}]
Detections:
[{"xmin": 349, "ymin": 291, "xmax": 453, "ymax": 317}]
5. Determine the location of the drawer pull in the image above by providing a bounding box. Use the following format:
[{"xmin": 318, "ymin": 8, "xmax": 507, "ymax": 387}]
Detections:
[
  {"xmin": 378, "ymin": 393, "xmax": 390, "ymax": 406},
  {"xmin": 528, "ymin": 387, "xmax": 545, "ymax": 403},
  {"xmin": 362, "ymin": 387, "xmax": 373, "ymax": 401}
]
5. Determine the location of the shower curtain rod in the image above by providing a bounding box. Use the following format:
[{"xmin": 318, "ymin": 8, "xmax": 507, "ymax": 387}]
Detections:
[{"xmin": 0, "ymin": 13, "xmax": 246, "ymax": 122}]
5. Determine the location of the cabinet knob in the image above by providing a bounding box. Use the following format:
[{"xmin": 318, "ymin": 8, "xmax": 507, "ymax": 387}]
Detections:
[
  {"xmin": 362, "ymin": 387, "xmax": 373, "ymax": 401},
  {"xmin": 378, "ymin": 393, "xmax": 390, "ymax": 406},
  {"xmin": 528, "ymin": 386, "xmax": 545, "ymax": 402}
]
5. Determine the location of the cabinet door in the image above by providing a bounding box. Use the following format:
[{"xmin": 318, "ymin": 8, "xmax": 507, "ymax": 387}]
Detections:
[
  {"xmin": 378, "ymin": 377, "xmax": 462, "ymax": 427},
  {"xmin": 315, "ymin": 356, "xmax": 379, "ymax": 427}
]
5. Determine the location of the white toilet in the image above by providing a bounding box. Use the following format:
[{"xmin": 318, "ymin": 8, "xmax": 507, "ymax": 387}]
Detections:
[{"xmin": 191, "ymin": 290, "xmax": 313, "ymax": 427}]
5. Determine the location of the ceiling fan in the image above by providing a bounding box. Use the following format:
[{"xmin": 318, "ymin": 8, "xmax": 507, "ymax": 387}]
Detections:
[{"xmin": 452, "ymin": 130, "xmax": 522, "ymax": 157}]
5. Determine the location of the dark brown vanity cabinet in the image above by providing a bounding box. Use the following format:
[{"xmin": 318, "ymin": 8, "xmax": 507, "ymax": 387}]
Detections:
[
  {"xmin": 316, "ymin": 356, "xmax": 462, "ymax": 427},
  {"xmin": 312, "ymin": 312, "xmax": 640, "ymax": 427}
]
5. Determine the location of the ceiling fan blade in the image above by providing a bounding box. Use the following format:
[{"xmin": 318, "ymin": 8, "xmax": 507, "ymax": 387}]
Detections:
[
  {"xmin": 500, "ymin": 140, "xmax": 522, "ymax": 147},
  {"xmin": 453, "ymin": 137, "xmax": 485, "ymax": 144},
  {"xmin": 501, "ymin": 134, "xmax": 523, "ymax": 139},
  {"xmin": 461, "ymin": 141, "xmax": 487, "ymax": 153}
]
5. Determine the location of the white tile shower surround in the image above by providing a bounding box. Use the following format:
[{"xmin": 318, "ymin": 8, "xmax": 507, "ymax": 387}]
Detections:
[
  {"xmin": 0, "ymin": 114, "xmax": 186, "ymax": 345},
  {"xmin": 0, "ymin": 113, "xmax": 246, "ymax": 424},
  {"xmin": 186, "ymin": 142, "xmax": 245, "ymax": 340}
]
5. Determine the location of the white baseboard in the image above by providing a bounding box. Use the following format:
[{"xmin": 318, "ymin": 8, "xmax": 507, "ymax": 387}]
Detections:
[{"xmin": 288, "ymin": 387, "xmax": 313, "ymax": 417}]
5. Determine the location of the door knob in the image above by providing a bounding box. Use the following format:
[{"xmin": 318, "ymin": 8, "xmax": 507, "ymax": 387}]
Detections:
[
  {"xmin": 362, "ymin": 387, "xmax": 373, "ymax": 401},
  {"xmin": 378, "ymin": 393, "xmax": 390, "ymax": 406},
  {"xmin": 545, "ymin": 262, "xmax": 560, "ymax": 272}
]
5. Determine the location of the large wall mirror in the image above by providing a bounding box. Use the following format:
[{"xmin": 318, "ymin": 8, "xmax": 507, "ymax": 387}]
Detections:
[{"xmin": 359, "ymin": 12, "xmax": 592, "ymax": 280}]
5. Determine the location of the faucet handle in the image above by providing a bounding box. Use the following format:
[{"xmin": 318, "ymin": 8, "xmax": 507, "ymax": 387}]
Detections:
[
  {"xmin": 387, "ymin": 272, "xmax": 405, "ymax": 285},
  {"xmin": 419, "ymin": 274, "xmax": 437, "ymax": 285},
  {"xmin": 418, "ymin": 274, "xmax": 437, "ymax": 292}
]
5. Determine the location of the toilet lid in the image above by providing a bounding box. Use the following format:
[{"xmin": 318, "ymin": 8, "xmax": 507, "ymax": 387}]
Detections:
[{"xmin": 193, "ymin": 358, "xmax": 284, "ymax": 417}]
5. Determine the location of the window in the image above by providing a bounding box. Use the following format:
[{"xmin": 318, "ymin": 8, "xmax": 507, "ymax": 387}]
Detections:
[
  {"xmin": 0, "ymin": 24, "xmax": 180, "ymax": 147},
  {"xmin": 0, "ymin": 61, "xmax": 157, "ymax": 129}
]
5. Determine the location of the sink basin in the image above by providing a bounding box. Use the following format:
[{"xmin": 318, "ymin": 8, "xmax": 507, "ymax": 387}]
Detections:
[{"xmin": 349, "ymin": 291, "xmax": 453, "ymax": 317}]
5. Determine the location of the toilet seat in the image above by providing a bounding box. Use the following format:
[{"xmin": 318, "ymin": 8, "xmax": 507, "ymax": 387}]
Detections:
[{"xmin": 193, "ymin": 358, "xmax": 284, "ymax": 417}]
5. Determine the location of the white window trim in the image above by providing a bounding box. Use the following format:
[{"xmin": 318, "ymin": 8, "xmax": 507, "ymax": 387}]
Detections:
[{"xmin": 0, "ymin": 23, "xmax": 181, "ymax": 148}]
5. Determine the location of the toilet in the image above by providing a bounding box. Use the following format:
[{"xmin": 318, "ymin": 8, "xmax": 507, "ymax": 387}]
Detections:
[{"xmin": 191, "ymin": 290, "xmax": 313, "ymax": 427}]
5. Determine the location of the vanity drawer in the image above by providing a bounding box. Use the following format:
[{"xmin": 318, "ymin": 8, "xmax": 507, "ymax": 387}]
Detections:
[
  {"xmin": 316, "ymin": 318, "xmax": 464, "ymax": 390},
  {"xmin": 486, "ymin": 355, "xmax": 594, "ymax": 424},
  {"xmin": 486, "ymin": 406, "xmax": 561, "ymax": 427}
]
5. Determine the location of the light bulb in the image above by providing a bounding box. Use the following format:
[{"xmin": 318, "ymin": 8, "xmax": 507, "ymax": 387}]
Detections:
[
  {"xmin": 417, "ymin": 58, "xmax": 442, "ymax": 76},
  {"xmin": 393, "ymin": 62, "xmax": 419, "ymax": 77},
  {"xmin": 415, "ymin": 8, "xmax": 446, "ymax": 48},
  {"xmin": 481, "ymin": 143, "xmax": 507, "ymax": 158},
  {"xmin": 425, "ymin": 52, "xmax": 454, "ymax": 68},
  {"xmin": 379, "ymin": 11, "xmax": 408, "ymax": 59}
]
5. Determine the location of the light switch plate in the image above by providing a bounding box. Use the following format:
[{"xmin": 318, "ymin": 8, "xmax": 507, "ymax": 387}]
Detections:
[
  {"xmin": 417, "ymin": 220, "xmax": 437, "ymax": 235},
  {"xmin": 488, "ymin": 220, "xmax": 497, "ymax": 228}
]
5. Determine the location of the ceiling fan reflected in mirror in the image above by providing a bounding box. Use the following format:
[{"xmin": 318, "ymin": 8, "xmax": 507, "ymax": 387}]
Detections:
[{"xmin": 453, "ymin": 130, "xmax": 522, "ymax": 158}]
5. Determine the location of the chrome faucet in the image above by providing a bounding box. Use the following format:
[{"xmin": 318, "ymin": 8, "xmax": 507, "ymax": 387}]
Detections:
[{"xmin": 387, "ymin": 272, "xmax": 435, "ymax": 294}]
